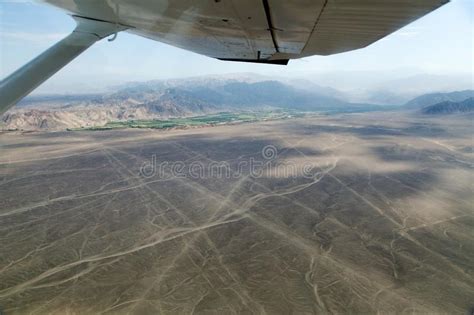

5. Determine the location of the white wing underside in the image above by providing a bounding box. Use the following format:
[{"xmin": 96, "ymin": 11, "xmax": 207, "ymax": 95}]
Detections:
[{"xmin": 43, "ymin": 0, "xmax": 448, "ymax": 61}]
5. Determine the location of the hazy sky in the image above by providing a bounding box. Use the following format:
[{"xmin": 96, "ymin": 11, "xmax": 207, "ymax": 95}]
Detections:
[{"xmin": 0, "ymin": 0, "xmax": 473, "ymax": 94}]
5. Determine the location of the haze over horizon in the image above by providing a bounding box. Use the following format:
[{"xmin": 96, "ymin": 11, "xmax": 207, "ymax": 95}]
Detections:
[{"xmin": 0, "ymin": 0, "xmax": 473, "ymax": 95}]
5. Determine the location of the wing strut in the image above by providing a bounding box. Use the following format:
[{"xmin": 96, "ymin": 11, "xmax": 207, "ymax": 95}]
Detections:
[{"xmin": 0, "ymin": 16, "xmax": 128, "ymax": 115}]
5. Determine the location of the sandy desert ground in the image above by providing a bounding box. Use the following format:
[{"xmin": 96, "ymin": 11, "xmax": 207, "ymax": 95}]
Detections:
[{"xmin": 0, "ymin": 112, "xmax": 473, "ymax": 314}]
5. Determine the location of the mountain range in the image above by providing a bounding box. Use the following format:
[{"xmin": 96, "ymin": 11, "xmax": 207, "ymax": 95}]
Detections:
[
  {"xmin": 304, "ymin": 72, "xmax": 473, "ymax": 105},
  {"xmin": 1, "ymin": 74, "xmax": 473, "ymax": 131},
  {"xmin": 420, "ymin": 97, "xmax": 474, "ymax": 115},
  {"xmin": 404, "ymin": 90, "xmax": 474, "ymax": 109},
  {"xmin": 1, "ymin": 78, "xmax": 378, "ymax": 131}
]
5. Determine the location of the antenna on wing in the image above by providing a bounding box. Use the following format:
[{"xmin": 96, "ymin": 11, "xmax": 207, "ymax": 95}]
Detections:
[
  {"xmin": 108, "ymin": 33, "xmax": 118, "ymax": 42},
  {"xmin": 108, "ymin": 3, "xmax": 121, "ymax": 42}
]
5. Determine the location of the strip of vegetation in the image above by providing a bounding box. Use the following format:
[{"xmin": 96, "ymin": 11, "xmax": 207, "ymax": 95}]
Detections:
[{"xmin": 69, "ymin": 110, "xmax": 309, "ymax": 131}]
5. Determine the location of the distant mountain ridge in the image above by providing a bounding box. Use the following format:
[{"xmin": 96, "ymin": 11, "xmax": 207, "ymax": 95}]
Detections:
[
  {"xmin": 404, "ymin": 90, "xmax": 474, "ymax": 109},
  {"xmin": 3, "ymin": 78, "xmax": 381, "ymax": 131},
  {"xmin": 421, "ymin": 98, "xmax": 474, "ymax": 115},
  {"xmin": 307, "ymin": 72, "xmax": 473, "ymax": 105},
  {"xmin": 109, "ymin": 77, "xmax": 350, "ymax": 110},
  {"xmin": 4, "ymin": 75, "xmax": 470, "ymax": 131}
]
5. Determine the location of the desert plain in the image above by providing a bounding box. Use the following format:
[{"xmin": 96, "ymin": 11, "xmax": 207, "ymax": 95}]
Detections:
[{"xmin": 0, "ymin": 112, "xmax": 473, "ymax": 314}]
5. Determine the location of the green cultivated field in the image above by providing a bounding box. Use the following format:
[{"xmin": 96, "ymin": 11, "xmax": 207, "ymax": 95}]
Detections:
[{"xmin": 70, "ymin": 111, "xmax": 308, "ymax": 131}]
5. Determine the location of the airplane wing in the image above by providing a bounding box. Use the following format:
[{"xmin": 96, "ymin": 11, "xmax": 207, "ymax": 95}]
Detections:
[{"xmin": 0, "ymin": 0, "xmax": 449, "ymax": 114}]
